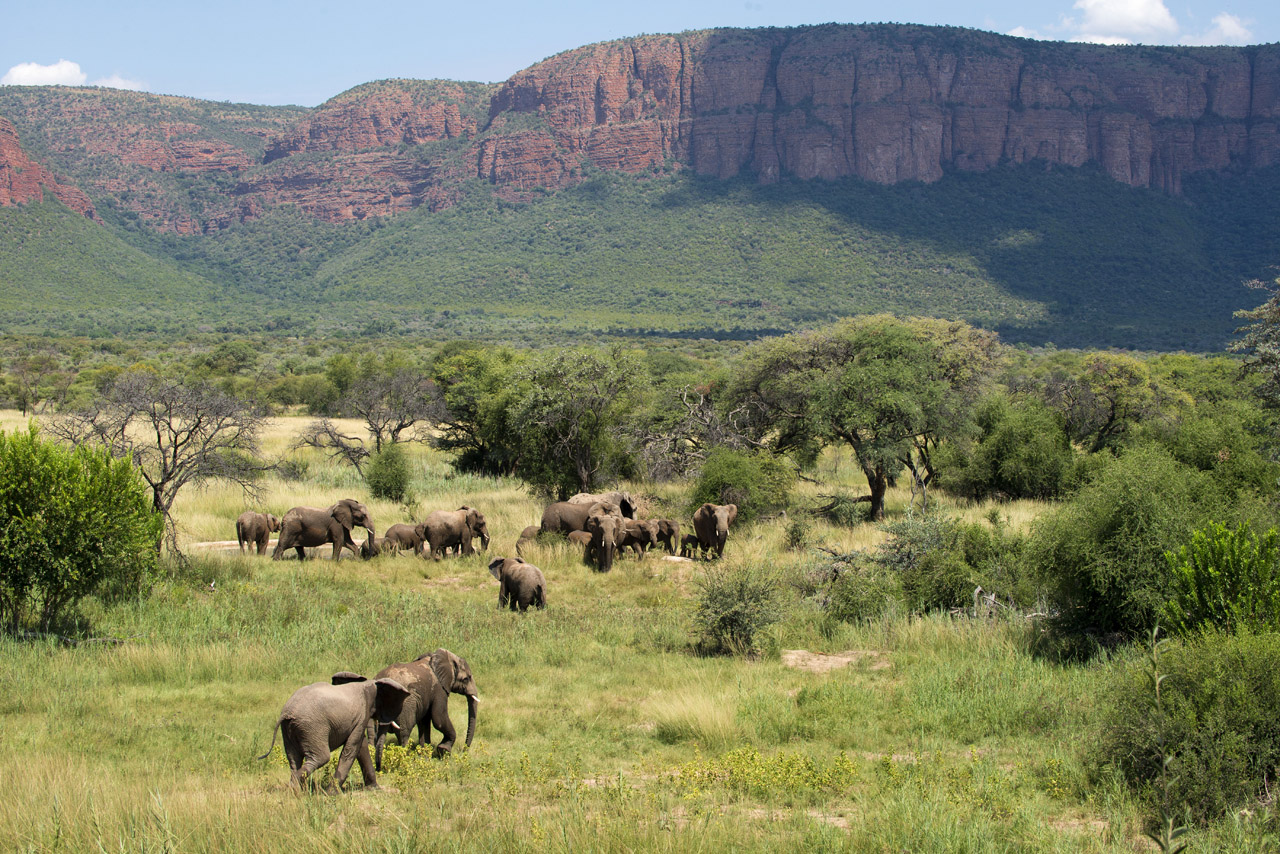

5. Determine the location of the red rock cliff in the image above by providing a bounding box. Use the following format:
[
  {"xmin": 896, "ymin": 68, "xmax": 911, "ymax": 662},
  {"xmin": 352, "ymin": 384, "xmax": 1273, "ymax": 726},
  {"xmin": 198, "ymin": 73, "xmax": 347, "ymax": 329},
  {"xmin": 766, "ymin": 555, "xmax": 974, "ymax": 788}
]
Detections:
[
  {"xmin": 481, "ymin": 25, "xmax": 1280, "ymax": 193},
  {"xmin": 0, "ymin": 116, "xmax": 97, "ymax": 218}
]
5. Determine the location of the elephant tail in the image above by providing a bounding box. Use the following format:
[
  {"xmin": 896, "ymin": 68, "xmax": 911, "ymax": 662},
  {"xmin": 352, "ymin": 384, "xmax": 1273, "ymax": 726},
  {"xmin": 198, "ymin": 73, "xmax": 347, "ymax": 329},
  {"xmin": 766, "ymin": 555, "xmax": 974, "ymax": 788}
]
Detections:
[
  {"xmin": 534, "ymin": 583, "xmax": 546, "ymax": 609},
  {"xmin": 256, "ymin": 720, "xmax": 281, "ymax": 761}
]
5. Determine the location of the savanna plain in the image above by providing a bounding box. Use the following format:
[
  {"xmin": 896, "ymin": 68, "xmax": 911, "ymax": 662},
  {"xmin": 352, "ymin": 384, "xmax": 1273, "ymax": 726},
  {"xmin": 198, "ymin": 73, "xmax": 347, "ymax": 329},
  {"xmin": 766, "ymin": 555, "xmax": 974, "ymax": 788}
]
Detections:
[{"xmin": 3, "ymin": 409, "xmax": 1266, "ymax": 854}]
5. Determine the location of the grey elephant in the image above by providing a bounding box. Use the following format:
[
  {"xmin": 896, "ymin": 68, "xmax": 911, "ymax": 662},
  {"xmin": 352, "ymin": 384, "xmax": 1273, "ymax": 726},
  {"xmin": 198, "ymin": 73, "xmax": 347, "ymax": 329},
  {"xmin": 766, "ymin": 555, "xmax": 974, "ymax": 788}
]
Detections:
[
  {"xmin": 568, "ymin": 491, "xmax": 638, "ymax": 519},
  {"xmin": 693, "ymin": 502, "xmax": 738, "ymax": 559},
  {"xmin": 423, "ymin": 506, "xmax": 490, "ymax": 560},
  {"xmin": 619, "ymin": 519, "xmax": 661, "ymax": 559},
  {"xmin": 489, "ymin": 556, "xmax": 546, "ymax": 611},
  {"xmin": 272, "ymin": 499, "xmax": 375, "ymax": 561},
  {"xmin": 539, "ymin": 500, "xmax": 622, "ymax": 536},
  {"xmin": 360, "ymin": 536, "xmax": 400, "ymax": 558},
  {"xmin": 515, "ymin": 524, "xmax": 540, "ymax": 558},
  {"xmin": 258, "ymin": 672, "xmax": 409, "ymax": 791},
  {"xmin": 236, "ymin": 511, "xmax": 280, "ymax": 555},
  {"xmin": 374, "ymin": 649, "xmax": 479, "ymax": 771},
  {"xmin": 654, "ymin": 519, "xmax": 681, "ymax": 555},
  {"xmin": 566, "ymin": 530, "xmax": 593, "ymax": 550},
  {"xmin": 679, "ymin": 532, "xmax": 702, "ymax": 559},
  {"xmin": 384, "ymin": 522, "xmax": 428, "ymax": 556},
  {"xmin": 585, "ymin": 511, "xmax": 622, "ymax": 572}
]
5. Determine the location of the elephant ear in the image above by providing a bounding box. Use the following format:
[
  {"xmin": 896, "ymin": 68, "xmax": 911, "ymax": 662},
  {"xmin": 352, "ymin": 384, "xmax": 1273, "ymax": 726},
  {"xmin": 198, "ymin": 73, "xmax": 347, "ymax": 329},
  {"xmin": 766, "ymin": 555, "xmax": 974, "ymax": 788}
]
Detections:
[
  {"xmin": 428, "ymin": 649, "xmax": 459, "ymax": 691},
  {"xmin": 488, "ymin": 557, "xmax": 505, "ymax": 581},
  {"xmin": 374, "ymin": 677, "xmax": 410, "ymax": 702},
  {"xmin": 329, "ymin": 500, "xmax": 355, "ymax": 531},
  {"xmin": 331, "ymin": 671, "xmax": 367, "ymax": 685},
  {"xmin": 726, "ymin": 505, "xmax": 738, "ymax": 526}
]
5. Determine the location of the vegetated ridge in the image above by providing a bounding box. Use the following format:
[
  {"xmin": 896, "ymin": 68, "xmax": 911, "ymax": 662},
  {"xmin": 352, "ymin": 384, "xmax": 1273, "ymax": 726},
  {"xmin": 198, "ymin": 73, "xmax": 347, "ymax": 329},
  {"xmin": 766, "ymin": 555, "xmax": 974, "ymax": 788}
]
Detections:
[{"xmin": 0, "ymin": 23, "xmax": 1278, "ymax": 347}]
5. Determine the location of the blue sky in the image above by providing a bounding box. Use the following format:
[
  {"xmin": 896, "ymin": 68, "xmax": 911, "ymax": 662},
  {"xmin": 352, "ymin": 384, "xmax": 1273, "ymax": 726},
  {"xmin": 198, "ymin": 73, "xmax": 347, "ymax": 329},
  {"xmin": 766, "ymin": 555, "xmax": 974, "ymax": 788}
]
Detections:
[{"xmin": 2, "ymin": 0, "xmax": 1276, "ymax": 106}]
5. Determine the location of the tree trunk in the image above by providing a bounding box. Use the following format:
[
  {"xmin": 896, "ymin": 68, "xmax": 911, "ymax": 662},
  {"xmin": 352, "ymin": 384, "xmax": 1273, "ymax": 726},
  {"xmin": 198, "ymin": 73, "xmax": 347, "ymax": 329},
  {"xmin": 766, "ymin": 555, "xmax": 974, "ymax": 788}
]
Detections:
[{"xmin": 865, "ymin": 465, "xmax": 889, "ymax": 521}]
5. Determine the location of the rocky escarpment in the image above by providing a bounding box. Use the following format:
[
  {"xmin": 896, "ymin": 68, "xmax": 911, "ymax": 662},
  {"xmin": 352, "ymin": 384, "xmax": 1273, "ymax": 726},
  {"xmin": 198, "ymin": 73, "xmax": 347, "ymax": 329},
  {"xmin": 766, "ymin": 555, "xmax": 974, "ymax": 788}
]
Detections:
[
  {"xmin": 0, "ymin": 116, "xmax": 97, "ymax": 218},
  {"xmin": 2, "ymin": 25, "xmax": 1278, "ymax": 232},
  {"xmin": 484, "ymin": 25, "xmax": 1280, "ymax": 194}
]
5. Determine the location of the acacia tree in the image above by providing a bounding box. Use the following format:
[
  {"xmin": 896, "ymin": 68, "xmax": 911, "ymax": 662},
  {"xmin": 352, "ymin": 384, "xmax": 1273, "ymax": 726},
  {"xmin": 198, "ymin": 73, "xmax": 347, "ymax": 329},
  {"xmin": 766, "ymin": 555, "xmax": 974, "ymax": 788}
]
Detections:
[
  {"xmin": 430, "ymin": 347, "xmax": 527, "ymax": 476},
  {"xmin": 730, "ymin": 316, "xmax": 995, "ymax": 520},
  {"xmin": 1232, "ymin": 275, "xmax": 1280, "ymax": 403},
  {"xmin": 51, "ymin": 371, "xmax": 265, "ymax": 547}
]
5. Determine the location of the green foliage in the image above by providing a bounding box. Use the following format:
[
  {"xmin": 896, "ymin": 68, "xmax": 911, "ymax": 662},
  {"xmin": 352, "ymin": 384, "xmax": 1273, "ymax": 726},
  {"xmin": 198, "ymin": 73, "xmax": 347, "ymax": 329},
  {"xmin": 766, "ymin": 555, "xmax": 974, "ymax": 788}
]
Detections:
[
  {"xmin": 1163, "ymin": 521, "xmax": 1280, "ymax": 636},
  {"xmin": 692, "ymin": 562, "xmax": 781, "ymax": 657},
  {"xmin": 364, "ymin": 443, "xmax": 411, "ymax": 503},
  {"xmin": 936, "ymin": 393, "xmax": 1075, "ymax": 500},
  {"xmin": 1098, "ymin": 630, "xmax": 1280, "ymax": 822},
  {"xmin": 0, "ymin": 425, "xmax": 162, "ymax": 632},
  {"xmin": 823, "ymin": 558, "xmax": 904, "ymax": 626},
  {"xmin": 689, "ymin": 447, "xmax": 795, "ymax": 523},
  {"xmin": 1027, "ymin": 444, "xmax": 1216, "ymax": 650}
]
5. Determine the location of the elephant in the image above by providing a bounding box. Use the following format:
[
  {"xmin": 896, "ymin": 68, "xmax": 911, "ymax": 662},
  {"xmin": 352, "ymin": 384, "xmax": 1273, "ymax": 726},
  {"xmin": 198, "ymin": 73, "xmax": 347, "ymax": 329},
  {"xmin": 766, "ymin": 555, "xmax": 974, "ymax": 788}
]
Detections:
[
  {"xmin": 373, "ymin": 649, "xmax": 479, "ymax": 770},
  {"xmin": 384, "ymin": 522, "xmax": 428, "ymax": 556},
  {"xmin": 654, "ymin": 519, "xmax": 681, "ymax": 555},
  {"xmin": 489, "ymin": 556, "xmax": 546, "ymax": 611},
  {"xmin": 679, "ymin": 533, "xmax": 702, "ymax": 559},
  {"xmin": 539, "ymin": 500, "xmax": 622, "ymax": 536},
  {"xmin": 566, "ymin": 530, "xmax": 593, "ymax": 549},
  {"xmin": 568, "ymin": 491, "xmax": 638, "ymax": 519},
  {"xmin": 272, "ymin": 499, "xmax": 375, "ymax": 561},
  {"xmin": 693, "ymin": 503, "xmax": 738, "ymax": 559},
  {"xmin": 423, "ymin": 506, "xmax": 490, "ymax": 560},
  {"xmin": 619, "ymin": 519, "xmax": 661, "ymax": 559},
  {"xmin": 257, "ymin": 672, "xmax": 409, "ymax": 792},
  {"xmin": 585, "ymin": 511, "xmax": 622, "ymax": 572},
  {"xmin": 236, "ymin": 511, "xmax": 280, "ymax": 555},
  {"xmin": 515, "ymin": 524, "xmax": 540, "ymax": 558},
  {"xmin": 360, "ymin": 536, "xmax": 400, "ymax": 558}
]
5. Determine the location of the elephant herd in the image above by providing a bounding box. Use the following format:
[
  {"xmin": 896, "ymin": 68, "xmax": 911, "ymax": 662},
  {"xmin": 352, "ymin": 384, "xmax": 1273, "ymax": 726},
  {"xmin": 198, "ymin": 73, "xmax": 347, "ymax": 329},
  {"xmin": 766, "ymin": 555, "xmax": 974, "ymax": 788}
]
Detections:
[
  {"xmin": 258, "ymin": 648, "xmax": 479, "ymax": 792},
  {"xmin": 247, "ymin": 490, "xmax": 738, "ymax": 792}
]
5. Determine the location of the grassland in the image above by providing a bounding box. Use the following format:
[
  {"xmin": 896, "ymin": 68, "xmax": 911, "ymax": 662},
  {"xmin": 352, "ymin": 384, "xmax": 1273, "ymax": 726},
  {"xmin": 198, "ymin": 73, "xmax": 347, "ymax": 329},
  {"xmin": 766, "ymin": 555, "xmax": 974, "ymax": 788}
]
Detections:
[{"xmin": 0, "ymin": 412, "xmax": 1269, "ymax": 851}]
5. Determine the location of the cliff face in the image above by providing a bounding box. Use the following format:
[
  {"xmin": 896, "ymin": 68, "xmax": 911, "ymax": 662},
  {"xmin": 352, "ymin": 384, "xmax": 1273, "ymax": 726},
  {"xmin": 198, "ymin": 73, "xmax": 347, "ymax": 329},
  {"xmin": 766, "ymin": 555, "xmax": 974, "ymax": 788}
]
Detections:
[
  {"xmin": 1, "ymin": 25, "xmax": 1278, "ymax": 231},
  {"xmin": 486, "ymin": 26, "xmax": 1280, "ymax": 194},
  {"xmin": 0, "ymin": 116, "xmax": 97, "ymax": 218}
]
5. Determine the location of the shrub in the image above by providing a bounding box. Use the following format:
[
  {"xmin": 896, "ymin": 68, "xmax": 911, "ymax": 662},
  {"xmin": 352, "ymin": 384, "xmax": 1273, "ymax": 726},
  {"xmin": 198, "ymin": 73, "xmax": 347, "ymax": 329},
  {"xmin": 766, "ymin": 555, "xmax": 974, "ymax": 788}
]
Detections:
[
  {"xmin": 1098, "ymin": 631, "xmax": 1280, "ymax": 822},
  {"xmin": 1026, "ymin": 444, "xmax": 1215, "ymax": 649},
  {"xmin": 823, "ymin": 557, "xmax": 903, "ymax": 625},
  {"xmin": 936, "ymin": 393, "xmax": 1076, "ymax": 500},
  {"xmin": 0, "ymin": 425, "xmax": 163, "ymax": 632},
  {"xmin": 692, "ymin": 562, "xmax": 781, "ymax": 657},
  {"xmin": 365, "ymin": 443, "xmax": 412, "ymax": 503},
  {"xmin": 1163, "ymin": 521, "xmax": 1280, "ymax": 636},
  {"xmin": 690, "ymin": 447, "xmax": 795, "ymax": 524}
]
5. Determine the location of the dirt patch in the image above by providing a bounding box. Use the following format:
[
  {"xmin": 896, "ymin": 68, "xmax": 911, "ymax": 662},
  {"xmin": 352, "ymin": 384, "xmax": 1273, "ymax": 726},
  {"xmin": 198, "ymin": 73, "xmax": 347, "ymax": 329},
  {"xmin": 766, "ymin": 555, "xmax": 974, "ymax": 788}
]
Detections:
[{"xmin": 782, "ymin": 649, "xmax": 890, "ymax": 673}]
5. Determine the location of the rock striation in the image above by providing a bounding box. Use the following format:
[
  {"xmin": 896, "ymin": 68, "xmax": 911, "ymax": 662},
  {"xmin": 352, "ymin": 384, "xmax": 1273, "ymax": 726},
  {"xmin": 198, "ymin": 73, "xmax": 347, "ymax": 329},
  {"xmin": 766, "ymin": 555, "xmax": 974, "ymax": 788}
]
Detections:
[{"xmin": 0, "ymin": 116, "xmax": 97, "ymax": 218}]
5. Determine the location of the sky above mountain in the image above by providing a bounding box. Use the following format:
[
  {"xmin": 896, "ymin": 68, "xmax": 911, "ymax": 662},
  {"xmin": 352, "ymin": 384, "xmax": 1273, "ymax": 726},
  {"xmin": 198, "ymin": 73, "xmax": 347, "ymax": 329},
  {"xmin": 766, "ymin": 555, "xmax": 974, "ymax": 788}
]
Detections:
[{"xmin": 2, "ymin": 0, "xmax": 1275, "ymax": 107}]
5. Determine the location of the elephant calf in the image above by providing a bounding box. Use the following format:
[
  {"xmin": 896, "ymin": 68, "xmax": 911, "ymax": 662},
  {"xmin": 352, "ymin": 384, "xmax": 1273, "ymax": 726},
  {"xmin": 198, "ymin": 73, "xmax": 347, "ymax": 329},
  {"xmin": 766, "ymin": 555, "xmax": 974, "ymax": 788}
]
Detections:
[
  {"xmin": 489, "ymin": 556, "xmax": 546, "ymax": 611},
  {"xmin": 236, "ymin": 511, "xmax": 280, "ymax": 555},
  {"xmin": 654, "ymin": 519, "xmax": 682, "ymax": 555},
  {"xmin": 374, "ymin": 649, "xmax": 479, "ymax": 770},
  {"xmin": 258, "ymin": 672, "xmax": 409, "ymax": 792},
  {"xmin": 619, "ymin": 519, "xmax": 661, "ymax": 559},
  {"xmin": 384, "ymin": 522, "xmax": 428, "ymax": 556}
]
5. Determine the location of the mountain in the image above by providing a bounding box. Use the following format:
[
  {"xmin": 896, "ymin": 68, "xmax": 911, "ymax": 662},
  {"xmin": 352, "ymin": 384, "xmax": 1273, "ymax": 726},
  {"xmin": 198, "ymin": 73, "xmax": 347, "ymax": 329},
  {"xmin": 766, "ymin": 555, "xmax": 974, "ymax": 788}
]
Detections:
[{"xmin": 0, "ymin": 23, "xmax": 1278, "ymax": 348}]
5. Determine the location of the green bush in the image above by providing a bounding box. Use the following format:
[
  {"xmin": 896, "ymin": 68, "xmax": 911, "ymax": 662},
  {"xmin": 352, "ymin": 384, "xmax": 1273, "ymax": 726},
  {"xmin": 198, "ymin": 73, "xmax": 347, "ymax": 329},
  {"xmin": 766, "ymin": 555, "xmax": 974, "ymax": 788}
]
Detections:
[
  {"xmin": 690, "ymin": 448, "xmax": 795, "ymax": 524},
  {"xmin": 823, "ymin": 557, "xmax": 903, "ymax": 626},
  {"xmin": 692, "ymin": 562, "xmax": 781, "ymax": 657},
  {"xmin": 1163, "ymin": 521, "xmax": 1280, "ymax": 636},
  {"xmin": 1026, "ymin": 444, "xmax": 1215, "ymax": 650},
  {"xmin": 1098, "ymin": 631, "xmax": 1280, "ymax": 822},
  {"xmin": 364, "ymin": 443, "xmax": 412, "ymax": 503},
  {"xmin": 936, "ymin": 393, "xmax": 1076, "ymax": 501},
  {"xmin": 0, "ymin": 425, "xmax": 163, "ymax": 632}
]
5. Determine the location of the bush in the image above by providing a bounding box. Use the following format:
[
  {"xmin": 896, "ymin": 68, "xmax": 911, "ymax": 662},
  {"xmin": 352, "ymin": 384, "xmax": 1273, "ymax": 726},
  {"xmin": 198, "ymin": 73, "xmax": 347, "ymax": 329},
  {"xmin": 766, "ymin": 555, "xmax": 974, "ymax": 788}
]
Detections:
[
  {"xmin": 1098, "ymin": 631, "xmax": 1280, "ymax": 822},
  {"xmin": 1163, "ymin": 521, "xmax": 1280, "ymax": 636},
  {"xmin": 1026, "ymin": 444, "xmax": 1215, "ymax": 650},
  {"xmin": 365, "ymin": 443, "xmax": 412, "ymax": 503},
  {"xmin": 0, "ymin": 425, "xmax": 163, "ymax": 632},
  {"xmin": 823, "ymin": 557, "xmax": 903, "ymax": 626},
  {"xmin": 936, "ymin": 393, "xmax": 1076, "ymax": 501},
  {"xmin": 690, "ymin": 447, "xmax": 796, "ymax": 524},
  {"xmin": 692, "ymin": 563, "xmax": 781, "ymax": 657}
]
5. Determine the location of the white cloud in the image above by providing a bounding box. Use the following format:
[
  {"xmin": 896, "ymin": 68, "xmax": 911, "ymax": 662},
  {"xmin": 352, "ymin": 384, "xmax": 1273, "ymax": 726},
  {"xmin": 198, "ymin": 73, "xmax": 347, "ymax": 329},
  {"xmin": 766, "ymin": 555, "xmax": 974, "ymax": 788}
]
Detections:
[
  {"xmin": 1072, "ymin": 0, "xmax": 1179, "ymax": 41},
  {"xmin": 1007, "ymin": 26, "xmax": 1044, "ymax": 39},
  {"xmin": 92, "ymin": 74, "xmax": 145, "ymax": 91},
  {"xmin": 1, "ymin": 59, "xmax": 87, "ymax": 86},
  {"xmin": 1180, "ymin": 13, "xmax": 1253, "ymax": 46}
]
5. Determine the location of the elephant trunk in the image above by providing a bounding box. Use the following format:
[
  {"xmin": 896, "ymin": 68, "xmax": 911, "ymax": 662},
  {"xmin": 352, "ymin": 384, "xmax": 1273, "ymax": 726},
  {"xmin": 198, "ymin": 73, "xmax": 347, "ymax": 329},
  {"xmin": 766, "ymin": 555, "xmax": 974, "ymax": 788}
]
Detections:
[
  {"xmin": 599, "ymin": 541, "xmax": 616, "ymax": 572},
  {"xmin": 465, "ymin": 693, "xmax": 478, "ymax": 749}
]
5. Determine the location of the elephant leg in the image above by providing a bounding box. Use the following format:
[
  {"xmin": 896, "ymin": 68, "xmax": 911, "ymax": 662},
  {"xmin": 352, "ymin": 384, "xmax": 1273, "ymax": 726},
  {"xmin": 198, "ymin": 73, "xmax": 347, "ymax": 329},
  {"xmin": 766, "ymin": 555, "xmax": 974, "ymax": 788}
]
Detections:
[
  {"xmin": 374, "ymin": 730, "xmax": 386, "ymax": 773},
  {"xmin": 295, "ymin": 545, "xmax": 307, "ymax": 561},
  {"xmin": 257, "ymin": 535, "xmax": 269, "ymax": 555},
  {"xmin": 431, "ymin": 701, "xmax": 457, "ymax": 758},
  {"xmin": 334, "ymin": 727, "xmax": 375, "ymax": 789},
  {"xmin": 498, "ymin": 588, "xmax": 510, "ymax": 610}
]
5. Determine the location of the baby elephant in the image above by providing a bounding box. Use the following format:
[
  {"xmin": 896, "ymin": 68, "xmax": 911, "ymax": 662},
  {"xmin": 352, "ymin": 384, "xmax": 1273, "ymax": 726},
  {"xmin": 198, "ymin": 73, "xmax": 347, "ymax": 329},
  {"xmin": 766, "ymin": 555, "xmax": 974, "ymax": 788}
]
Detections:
[
  {"xmin": 258, "ymin": 672, "xmax": 410, "ymax": 792},
  {"xmin": 236, "ymin": 511, "xmax": 281, "ymax": 555},
  {"xmin": 488, "ymin": 556, "xmax": 546, "ymax": 611}
]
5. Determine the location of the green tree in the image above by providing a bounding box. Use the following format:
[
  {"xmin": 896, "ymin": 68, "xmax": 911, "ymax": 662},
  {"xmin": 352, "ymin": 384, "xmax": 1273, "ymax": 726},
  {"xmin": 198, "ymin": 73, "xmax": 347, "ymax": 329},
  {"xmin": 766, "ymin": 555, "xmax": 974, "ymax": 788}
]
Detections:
[
  {"xmin": 0, "ymin": 425, "xmax": 163, "ymax": 632},
  {"xmin": 431, "ymin": 347, "xmax": 528, "ymax": 476}
]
